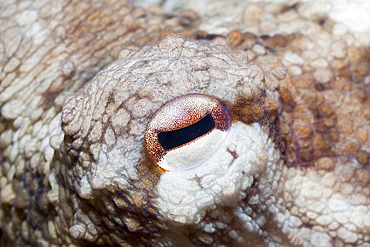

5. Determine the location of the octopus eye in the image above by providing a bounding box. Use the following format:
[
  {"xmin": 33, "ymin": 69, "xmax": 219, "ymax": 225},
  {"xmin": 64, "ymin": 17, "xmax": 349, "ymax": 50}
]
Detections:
[
  {"xmin": 144, "ymin": 94, "xmax": 231, "ymax": 171},
  {"xmin": 158, "ymin": 114, "xmax": 214, "ymax": 149}
]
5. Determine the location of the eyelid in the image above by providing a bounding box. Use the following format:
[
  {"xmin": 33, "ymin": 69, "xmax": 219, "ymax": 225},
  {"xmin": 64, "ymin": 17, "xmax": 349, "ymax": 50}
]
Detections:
[{"xmin": 144, "ymin": 94, "xmax": 231, "ymax": 166}]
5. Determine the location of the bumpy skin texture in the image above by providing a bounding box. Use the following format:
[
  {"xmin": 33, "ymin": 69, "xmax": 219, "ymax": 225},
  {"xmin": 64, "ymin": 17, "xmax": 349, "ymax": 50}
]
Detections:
[{"xmin": 1, "ymin": 1, "xmax": 370, "ymax": 247}]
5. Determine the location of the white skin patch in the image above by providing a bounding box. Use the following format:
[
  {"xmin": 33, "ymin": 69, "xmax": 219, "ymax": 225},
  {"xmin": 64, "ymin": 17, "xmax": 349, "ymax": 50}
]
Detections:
[
  {"xmin": 156, "ymin": 122, "xmax": 271, "ymax": 224},
  {"xmin": 158, "ymin": 129, "xmax": 227, "ymax": 171}
]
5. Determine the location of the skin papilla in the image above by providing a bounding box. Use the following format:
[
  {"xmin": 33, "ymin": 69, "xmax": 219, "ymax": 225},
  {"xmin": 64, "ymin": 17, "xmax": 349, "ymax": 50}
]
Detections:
[{"xmin": 1, "ymin": 1, "xmax": 370, "ymax": 246}]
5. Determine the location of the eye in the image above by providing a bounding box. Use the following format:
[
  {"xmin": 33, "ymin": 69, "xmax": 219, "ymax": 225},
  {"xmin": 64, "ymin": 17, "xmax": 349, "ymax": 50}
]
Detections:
[
  {"xmin": 144, "ymin": 94, "xmax": 231, "ymax": 171},
  {"xmin": 157, "ymin": 114, "xmax": 215, "ymax": 149}
]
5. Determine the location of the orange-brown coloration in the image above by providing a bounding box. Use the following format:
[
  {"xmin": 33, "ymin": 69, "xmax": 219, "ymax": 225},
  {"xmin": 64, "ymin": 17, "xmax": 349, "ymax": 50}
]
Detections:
[
  {"xmin": 231, "ymin": 91, "xmax": 280, "ymax": 126},
  {"xmin": 227, "ymin": 30, "xmax": 244, "ymax": 47},
  {"xmin": 159, "ymin": 29, "xmax": 176, "ymax": 41}
]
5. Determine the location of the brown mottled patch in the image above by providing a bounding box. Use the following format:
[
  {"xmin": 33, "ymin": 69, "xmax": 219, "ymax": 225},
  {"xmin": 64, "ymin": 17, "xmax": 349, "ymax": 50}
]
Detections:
[
  {"xmin": 318, "ymin": 104, "xmax": 333, "ymax": 117},
  {"xmin": 325, "ymin": 130, "xmax": 339, "ymax": 143},
  {"xmin": 134, "ymin": 36, "xmax": 155, "ymax": 46},
  {"xmin": 266, "ymin": 35, "xmax": 287, "ymax": 48},
  {"xmin": 177, "ymin": 9, "xmax": 200, "ymax": 20},
  {"xmin": 357, "ymin": 169, "xmax": 370, "ymax": 185},
  {"xmin": 232, "ymin": 91, "xmax": 279, "ymax": 126},
  {"xmin": 353, "ymin": 89, "xmax": 367, "ymax": 103},
  {"xmin": 343, "ymin": 141, "xmax": 361, "ymax": 154},
  {"xmin": 358, "ymin": 128, "xmax": 369, "ymax": 144},
  {"xmin": 159, "ymin": 29, "xmax": 176, "ymax": 41},
  {"xmin": 293, "ymin": 122, "xmax": 312, "ymax": 139},
  {"xmin": 298, "ymin": 149, "xmax": 312, "ymax": 163},
  {"xmin": 275, "ymin": 40, "xmax": 370, "ymax": 171},
  {"xmin": 280, "ymin": 88, "xmax": 294, "ymax": 113},
  {"xmin": 313, "ymin": 135, "xmax": 331, "ymax": 151},
  {"xmin": 314, "ymin": 83, "xmax": 325, "ymax": 92},
  {"xmin": 240, "ymin": 33, "xmax": 258, "ymax": 49},
  {"xmin": 356, "ymin": 150, "xmax": 369, "ymax": 166},
  {"xmin": 227, "ymin": 30, "xmax": 244, "ymax": 47},
  {"xmin": 319, "ymin": 118, "xmax": 336, "ymax": 129},
  {"xmin": 363, "ymin": 108, "xmax": 370, "ymax": 121}
]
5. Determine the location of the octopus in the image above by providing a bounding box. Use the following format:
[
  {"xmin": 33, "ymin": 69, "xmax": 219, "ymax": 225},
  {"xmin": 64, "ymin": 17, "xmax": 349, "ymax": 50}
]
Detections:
[{"xmin": 0, "ymin": 0, "xmax": 370, "ymax": 246}]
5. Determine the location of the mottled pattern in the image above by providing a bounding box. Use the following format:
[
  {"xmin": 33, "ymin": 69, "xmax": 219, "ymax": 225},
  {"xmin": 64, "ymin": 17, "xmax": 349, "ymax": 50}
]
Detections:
[{"xmin": 1, "ymin": 0, "xmax": 370, "ymax": 247}]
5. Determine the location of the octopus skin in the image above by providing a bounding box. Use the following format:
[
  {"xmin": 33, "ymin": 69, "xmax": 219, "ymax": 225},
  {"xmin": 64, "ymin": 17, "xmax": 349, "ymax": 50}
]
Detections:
[{"xmin": 0, "ymin": 0, "xmax": 370, "ymax": 246}]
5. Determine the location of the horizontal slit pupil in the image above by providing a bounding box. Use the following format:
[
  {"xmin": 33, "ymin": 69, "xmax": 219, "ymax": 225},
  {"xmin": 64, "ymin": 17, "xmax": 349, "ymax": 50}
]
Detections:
[{"xmin": 158, "ymin": 115, "xmax": 215, "ymax": 150}]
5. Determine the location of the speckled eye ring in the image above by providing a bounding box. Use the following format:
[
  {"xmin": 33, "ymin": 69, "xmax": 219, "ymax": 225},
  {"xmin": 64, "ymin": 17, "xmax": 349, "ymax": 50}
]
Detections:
[{"xmin": 144, "ymin": 94, "xmax": 231, "ymax": 170}]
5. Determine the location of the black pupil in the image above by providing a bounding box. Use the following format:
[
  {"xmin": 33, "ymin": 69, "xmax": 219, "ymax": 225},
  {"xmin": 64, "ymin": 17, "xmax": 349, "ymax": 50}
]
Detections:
[{"xmin": 158, "ymin": 114, "xmax": 215, "ymax": 150}]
